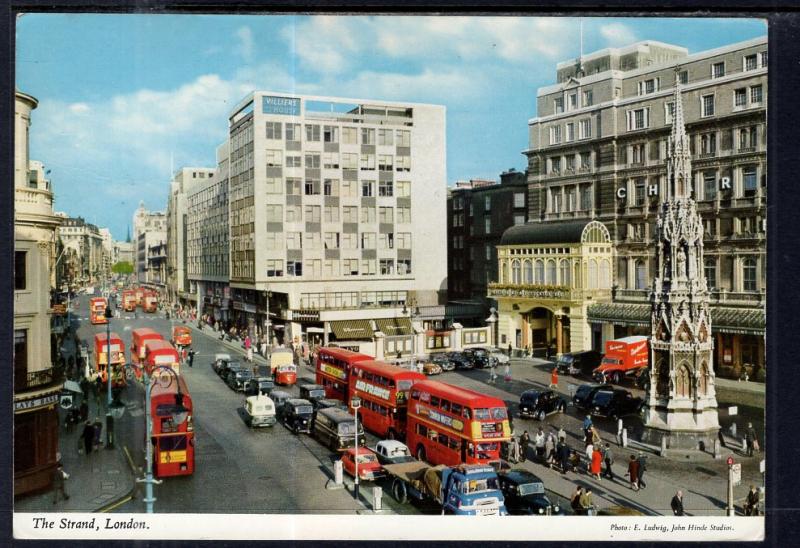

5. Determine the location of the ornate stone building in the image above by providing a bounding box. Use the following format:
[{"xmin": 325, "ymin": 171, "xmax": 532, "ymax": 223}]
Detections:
[{"xmin": 642, "ymin": 76, "xmax": 720, "ymax": 448}]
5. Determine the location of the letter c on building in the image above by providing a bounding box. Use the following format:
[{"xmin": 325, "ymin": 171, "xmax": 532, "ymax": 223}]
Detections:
[{"xmin": 616, "ymin": 187, "xmax": 627, "ymax": 199}]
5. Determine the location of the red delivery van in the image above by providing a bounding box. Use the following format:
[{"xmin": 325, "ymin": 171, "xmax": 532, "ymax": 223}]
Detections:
[{"xmin": 593, "ymin": 336, "xmax": 649, "ymax": 384}]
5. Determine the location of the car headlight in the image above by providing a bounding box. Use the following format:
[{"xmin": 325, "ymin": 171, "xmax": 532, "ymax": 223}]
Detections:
[
  {"xmin": 554, "ymin": 505, "xmax": 560, "ymax": 513},
  {"xmin": 538, "ymin": 508, "xmax": 544, "ymax": 514}
]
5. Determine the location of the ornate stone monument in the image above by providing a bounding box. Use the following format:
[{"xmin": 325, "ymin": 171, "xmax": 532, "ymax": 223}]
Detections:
[{"xmin": 641, "ymin": 72, "xmax": 720, "ymax": 451}]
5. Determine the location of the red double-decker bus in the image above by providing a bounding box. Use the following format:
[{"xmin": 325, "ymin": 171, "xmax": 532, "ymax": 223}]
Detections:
[
  {"xmin": 89, "ymin": 297, "xmax": 108, "ymax": 325},
  {"xmin": 93, "ymin": 332, "xmax": 126, "ymax": 389},
  {"xmin": 348, "ymin": 360, "xmax": 425, "ymax": 440},
  {"xmin": 406, "ymin": 380, "xmax": 511, "ymax": 467},
  {"xmin": 315, "ymin": 347, "xmax": 372, "ymax": 402},
  {"xmin": 151, "ymin": 375, "xmax": 194, "ymax": 477},
  {"xmin": 122, "ymin": 290, "xmax": 137, "ymax": 312},
  {"xmin": 144, "ymin": 339, "xmax": 180, "ymax": 377},
  {"xmin": 131, "ymin": 328, "xmax": 163, "ymax": 366}
]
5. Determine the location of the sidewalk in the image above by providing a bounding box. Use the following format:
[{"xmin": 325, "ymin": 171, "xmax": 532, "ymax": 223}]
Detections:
[{"xmin": 15, "ymin": 381, "xmax": 136, "ymax": 513}]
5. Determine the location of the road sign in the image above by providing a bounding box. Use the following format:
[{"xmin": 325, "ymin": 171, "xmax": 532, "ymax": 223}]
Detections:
[
  {"xmin": 727, "ymin": 456, "xmax": 735, "ymax": 466},
  {"xmin": 728, "ymin": 406, "xmax": 738, "ymax": 416},
  {"xmin": 731, "ymin": 463, "xmax": 742, "ymax": 486}
]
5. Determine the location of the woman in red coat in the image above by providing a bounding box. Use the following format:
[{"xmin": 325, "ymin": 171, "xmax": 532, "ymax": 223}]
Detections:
[{"xmin": 591, "ymin": 447, "xmax": 603, "ymax": 480}]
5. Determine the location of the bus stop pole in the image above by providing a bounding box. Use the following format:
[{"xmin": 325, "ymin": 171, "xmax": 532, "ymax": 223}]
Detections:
[{"xmin": 105, "ymin": 306, "xmax": 114, "ymax": 449}]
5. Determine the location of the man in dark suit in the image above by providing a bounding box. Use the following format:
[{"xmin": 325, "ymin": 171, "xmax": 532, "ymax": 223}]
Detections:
[{"xmin": 671, "ymin": 490, "xmax": 684, "ymax": 516}]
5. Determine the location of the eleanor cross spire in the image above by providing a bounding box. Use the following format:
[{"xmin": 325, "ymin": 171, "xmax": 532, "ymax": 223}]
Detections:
[{"xmin": 668, "ymin": 69, "xmax": 693, "ymax": 200}]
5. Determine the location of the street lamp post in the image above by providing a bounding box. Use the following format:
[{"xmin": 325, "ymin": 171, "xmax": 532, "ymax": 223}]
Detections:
[
  {"xmin": 105, "ymin": 305, "xmax": 114, "ymax": 449},
  {"xmin": 351, "ymin": 396, "xmax": 361, "ymax": 501}
]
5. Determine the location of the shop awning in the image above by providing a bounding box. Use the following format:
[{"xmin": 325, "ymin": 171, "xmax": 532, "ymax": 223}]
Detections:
[
  {"xmin": 329, "ymin": 320, "xmax": 374, "ymax": 340},
  {"xmin": 587, "ymin": 303, "xmax": 765, "ymax": 335},
  {"xmin": 375, "ymin": 317, "xmax": 414, "ymax": 336}
]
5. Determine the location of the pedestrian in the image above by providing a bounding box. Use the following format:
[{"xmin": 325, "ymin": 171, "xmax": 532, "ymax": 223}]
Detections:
[
  {"xmin": 546, "ymin": 344, "xmax": 553, "ymax": 360},
  {"xmin": 52, "ymin": 462, "xmax": 70, "ymax": 504},
  {"xmin": 591, "ymin": 446, "xmax": 603, "ymax": 480},
  {"xmin": 570, "ymin": 486, "xmax": 584, "ymax": 514},
  {"xmin": 671, "ymin": 490, "xmax": 685, "ymax": 516},
  {"xmin": 557, "ymin": 441, "xmax": 570, "ymax": 473},
  {"xmin": 504, "ymin": 362, "xmax": 512, "ymax": 382},
  {"xmin": 94, "ymin": 376, "xmax": 102, "ymax": 406},
  {"xmin": 626, "ymin": 454, "xmax": 640, "ymax": 491},
  {"xmin": 745, "ymin": 423, "xmax": 758, "ymax": 457},
  {"xmin": 509, "ymin": 436, "xmax": 520, "ymax": 463},
  {"xmin": 580, "ymin": 487, "xmax": 595, "ymax": 516},
  {"xmin": 507, "ymin": 343, "xmax": 512, "ymax": 357},
  {"xmin": 247, "ymin": 346, "xmax": 253, "ymax": 363},
  {"xmin": 82, "ymin": 421, "xmax": 94, "ymax": 456},
  {"xmin": 637, "ymin": 452, "xmax": 648, "ymax": 489},
  {"xmin": 585, "ymin": 442, "xmax": 594, "ymax": 473},
  {"xmin": 525, "ymin": 345, "xmax": 531, "ymax": 358},
  {"xmin": 592, "ymin": 426, "xmax": 602, "ymax": 447},
  {"xmin": 534, "ymin": 428, "xmax": 546, "ymax": 460},
  {"xmin": 583, "ymin": 415, "xmax": 593, "ymax": 432},
  {"xmin": 188, "ymin": 349, "xmax": 195, "ymax": 368},
  {"xmin": 519, "ymin": 431, "xmax": 530, "ymax": 462},
  {"xmin": 745, "ymin": 485, "xmax": 760, "ymax": 516},
  {"xmin": 558, "ymin": 427, "xmax": 567, "ymax": 444},
  {"xmin": 568, "ymin": 449, "xmax": 582, "ymax": 473},
  {"xmin": 488, "ymin": 360, "xmax": 497, "ymax": 383},
  {"xmin": 79, "ymin": 399, "xmax": 89, "ymax": 422},
  {"xmin": 549, "ymin": 367, "xmax": 559, "ymax": 389},
  {"xmin": 93, "ymin": 419, "xmax": 103, "ymax": 450},
  {"xmin": 260, "ymin": 339, "xmax": 268, "ymax": 358},
  {"xmin": 545, "ymin": 433, "xmax": 556, "ymax": 466},
  {"xmin": 603, "ymin": 443, "xmax": 614, "ymax": 480}
]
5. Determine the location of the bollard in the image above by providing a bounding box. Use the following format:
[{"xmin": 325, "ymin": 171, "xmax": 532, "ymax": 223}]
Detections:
[
  {"xmin": 621, "ymin": 427, "xmax": 628, "ymax": 448},
  {"xmin": 660, "ymin": 435, "xmax": 667, "ymax": 456},
  {"xmin": 730, "ymin": 422, "xmax": 737, "ymax": 438},
  {"xmin": 373, "ymin": 486, "xmax": 383, "ymax": 511},
  {"xmin": 334, "ymin": 459, "xmax": 343, "ymax": 485},
  {"xmin": 713, "ymin": 438, "xmax": 722, "ymax": 459}
]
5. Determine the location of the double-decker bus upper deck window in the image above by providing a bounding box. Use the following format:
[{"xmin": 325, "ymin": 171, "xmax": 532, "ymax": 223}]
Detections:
[
  {"xmin": 397, "ymin": 380, "xmax": 412, "ymax": 391},
  {"xmin": 430, "ymin": 396, "xmax": 440, "ymax": 407},
  {"xmin": 490, "ymin": 407, "xmax": 508, "ymax": 420},
  {"xmin": 462, "ymin": 407, "xmax": 471, "ymax": 419},
  {"xmin": 441, "ymin": 400, "xmax": 451, "ymax": 412},
  {"xmin": 474, "ymin": 408, "xmax": 490, "ymax": 420}
]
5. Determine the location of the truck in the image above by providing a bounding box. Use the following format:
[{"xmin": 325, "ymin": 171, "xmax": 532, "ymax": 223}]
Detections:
[
  {"xmin": 383, "ymin": 461, "xmax": 507, "ymax": 516},
  {"xmin": 592, "ymin": 336, "xmax": 649, "ymax": 384}
]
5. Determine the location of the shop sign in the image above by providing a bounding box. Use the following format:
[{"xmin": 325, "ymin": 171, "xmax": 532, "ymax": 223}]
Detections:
[{"xmin": 15, "ymin": 393, "xmax": 59, "ymax": 413}]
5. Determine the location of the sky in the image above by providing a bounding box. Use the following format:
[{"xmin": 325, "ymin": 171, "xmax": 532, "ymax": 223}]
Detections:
[{"xmin": 16, "ymin": 14, "xmax": 767, "ymax": 240}]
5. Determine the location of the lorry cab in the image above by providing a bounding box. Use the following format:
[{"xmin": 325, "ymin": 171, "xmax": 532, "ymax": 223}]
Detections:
[
  {"xmin": 244, "ymin": 394, "xmax": 277, "ymax": 428},
  {"xmin": 439, "ymin": 465, "xmax": 508, "ymax": 516},
  {"xmin": 592, "ymin": 336, "xmax": 649, "ymax": 384}
]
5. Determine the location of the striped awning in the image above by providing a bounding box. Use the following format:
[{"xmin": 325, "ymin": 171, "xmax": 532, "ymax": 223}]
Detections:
[
  {"xmin": 329, "ymin": 320, "xmax": 374, "ymax": 340},
  {"xmin": 587, "ymin": 303, "xmax": 765, "ymax": 335},
  {"xmin": 375, "ymin": 317, "xmax": 414, "ymax": 337}
]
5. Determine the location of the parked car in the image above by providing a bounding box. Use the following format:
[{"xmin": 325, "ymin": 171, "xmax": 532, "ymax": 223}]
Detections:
[
  {"xmin": 270, "ymin": 390, "xmax": 293, "ymax": 418},
  {"xmin": 226, "ymin": 365, "xmax": 253, "ymax": 391},
  {"xmin": 590, "ymin": 389, "xmax": 644, "ymax": 421},
  {"xmin": 314, "ymin": 398, "xmax": 349, "ymax": 413},
  {"xmin": 212, "ymin": 353, "xmax": 232, "ymax": 375},
  {"xmin": 281, "ymin": 398, "xmax": 314, "ymax": 434},
  {"xmin": 340, "ymin": 447, "xmax": 385, "ymax": 481},
  {"xmin": 422, "ymin": 361, "xmax": 443, "ymax": 376},
  {"xmin": 464, "ymin": 347, "xmax": 494, "ymax": 369},
  {"xmin": 572, "ymin": 383, "xmax": 613, "ymax": 411},
  {"xmin": 245, "ymin": 377, "xmax": 275, "ymax": 397},
  {"xmin": 445, "ymin": 351, "xmax": 474, "ymax": 370},
  {"xmin": 243, "ymin": 394, "xmax": 277, "ymax": 428},
  {"xmin": 556, "ymin": 350, "xmax": 603, "ymax": 377},
  {"xmin": 298, "ymin": 383, "xmax": 326, "ymax": 406},
  {"xmin": 489, "ymin": 348, "xmax": 510, "ymax": 365},
  {"xmin": 518, "ymin": 389, "xmax": 567, "ymax": 420},
  {"xmin": 429, "ymin": 353, "xmax": 455, "ymax": 372},
  {"xmin": 374, "ymin": 440, "xmax": 416, "ymax": 465},
  {"xmin": 497, "ymin": 469, "xmax": 562, "ymax": 515}
]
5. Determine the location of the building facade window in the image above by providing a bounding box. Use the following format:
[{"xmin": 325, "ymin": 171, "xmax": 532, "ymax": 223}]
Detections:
[
  {"xmin": 704, "ymin": 258, "xmax": 717, "ymax": 289},
  {"xmin": 702, "ymin": 94, "xmax": 715, "ymax": 117},
  {"xmin": 14, "ymin": 251, "xmax": 26, "ymax": 290},
  {"xmin": 287, "ymin": 261, "xmax": 303, "ymax": 277},
  {"xmin": 554, "ymin": 97, "xmax": 564, "ymax": 114},
  {"xmin": 378, "ymin": 180, "xmax": 394, "ymax": 197},
  {"xmin": 701, "ymin": 133, "xmax": 716, "ymax": 155},
  {"xmin": 535, "ymin": 259, "xmax": 544, "ymax": 283},
  {"xmin": 582, "ymin": 89, "xmax": 593, "ymax": 107},
  {"xmin": 751, "ymin": 85, "xmax": 763, "ymax": 105},
  {"xmin": 742, "ymin": 258, "xmax": 757, "ymax": 291},
  {"xmin": 712, "ymin": 61, "xmax": 725, "ymax": 78},
  {"xmin": 566, "ymin": 123, "xmax": 575, "ymax": 142},
  {"xmin": 484, "ymin": 217, "xmax": 492, "ymax": 234},
  {"xmin": 744, "ymin": 54, "xmax": 757, "ymax": 71},
  {"xmin": 323, "ymin": 125, "xmax": 338, "ymax": 143},
  {"xmin": 734, "ymin": 88, "xmax": 747, "ymax": 108},
  {"xmin": 266, "ymin": 260, "xmax": 283, "ymax": 277},
  {"xmin": 703, "ymin": 171, "xmax": 717, "ymax": 200},
  {"xmin": 378, "ymin": 128, "xmax": 393, "ymax": 146},
  {"xmin": 581, "ymin": 186, "xmax": 592, "ymax": 210},
  {"xmin": 549, "ymin": 125, "xmax": 562, "ymax": 145},
  {"xmin": 742, "ymin": 166, "xmax": 758, "ymax": 197},
  {"xmin": 635, "ymin": 260, "xmax": 647, "ymax": 290},
  {"xmin": 285, "ymin": 123, "xmax": 300, "ymax": 141},
  {"xmin": 579, "ymin": 119, "xmax": 591, "ymax": 139},
  {"xmin": 513, "ymin": 192, "xmax": 525, "ymax": 208},
  {"xmin": 265, "ymin": 121, "xmax": 282, "ymax": 139},
  {"xmin": 627, "ymin": 108, "xmax": 650, "ymax": 130},
  {"xmin": 511, "ymin": 260, "xmax": 521, "ymax": 284}
]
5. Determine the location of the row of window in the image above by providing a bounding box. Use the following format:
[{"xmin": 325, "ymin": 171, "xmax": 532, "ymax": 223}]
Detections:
[
  {"xmin": 628, "ymin": 256, "xmax": 760, "ymax": 292},
  {"xmin": 452, "ymin": 193, "xmax": 526, "ymax": 212},
  {"xmin": 548, "ymin": 184, "xmax": 593, "ymax": 213},
  {"xmin": 265, "ymin": 151, "xmax": 411, "ymax": 172},
  {"xmin": 548, "ymin": 118, "xmax": 592, "ymax": 144},
  {"xmin": 266, "ymin": 177, "xmax": 410, "ymax": 198},
  {"xmin": 265, "ymin": 122, "xmax": 411, "ymax": 147},
  {"xmin": 300, "ymin": 291, "xmax": 407, "ymax": 310},
  {"xmin": 272, "ymin": 231, "xmax": 412, "ymax": 251},
  {"xmin": 500, "ymin": 257, "xmax": 612, "ymax": 290},
  {"xmin": 265, "ymin": 258, "xmax": 412, "ymax": 278},
  {"xmin": 264, "ymin": 204, "xmax": 412, "ymax": 224}
]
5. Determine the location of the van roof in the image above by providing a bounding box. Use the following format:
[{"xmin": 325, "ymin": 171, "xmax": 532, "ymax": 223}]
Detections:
[{"xmin": 612, "ymin": 336, "xmax": 648, "ymax": 344}]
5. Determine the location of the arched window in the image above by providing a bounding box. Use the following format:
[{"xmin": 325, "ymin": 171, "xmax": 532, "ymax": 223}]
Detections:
[
  {"xmin": 742, "ymin": 258, "xmax": 757, "ymax": 292},
  {"xmin": 501, "ymin": 262, "xmax": 508, "ymax": 284},
  {"xmin": 560, "ymin": 259, "xmax": 571, "ymax": 286},
  {"xmin": 523, "ymin": 260, "xmax": 533, "ymax": 284},
  {"xmin": 676, "ymin": 364, "xmax": 691, "ymax": 398},
  {"xmin": 511, "ymin": 260, "xmax": 521, "ymax": 284},
  {"xmin": 574, "ymin": 262, "xmax": 581, "ymax": 288},
  {"xmin": 704, "ymin": 258, "xmax": 717, "ymax": 290},
  {"xmin": 534, "ymin": 259, "xmax": 544, "ymax": 284},
  {"xmin": 635, "ymin": 260, "xmax": 647, "ymax": 290},
  {"xmin": 546, "ymin": 260, "xmax": 557, "ymax": 285},
  {"xmin": 600, "ymin": 259, "xmax": 610, "ymax": 288},
  {"xmin": 588, "ymin": 259, "xmax": 598, "ymax": 289}
]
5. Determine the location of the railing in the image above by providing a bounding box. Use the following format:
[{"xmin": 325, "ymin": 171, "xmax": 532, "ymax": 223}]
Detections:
[
  {"xmin": 613, "ymin": 288, "xmax": 765, "ymax": 306},
  {"xmin": 15, "ymin": 367, "xmax": 61, "ymax": 393},
  {"xmin": 488, "ymin": 283, "xmax": 573, "ymax": 301}
]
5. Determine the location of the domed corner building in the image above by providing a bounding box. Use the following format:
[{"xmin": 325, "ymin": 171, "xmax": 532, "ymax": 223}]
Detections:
[{"xmin": 489, "ymin": 219, "xmax": 614, "ymax": 354}]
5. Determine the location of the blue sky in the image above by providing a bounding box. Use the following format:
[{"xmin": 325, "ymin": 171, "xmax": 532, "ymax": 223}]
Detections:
[{"xmin": 16, "ymin": 15, "xmax": 766, "ymax": 240}]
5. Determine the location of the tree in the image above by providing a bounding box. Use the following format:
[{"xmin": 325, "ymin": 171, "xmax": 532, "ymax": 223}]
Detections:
[{"xmin": 112, "ymin": 261, "xmax": 134, "ymax": 275}]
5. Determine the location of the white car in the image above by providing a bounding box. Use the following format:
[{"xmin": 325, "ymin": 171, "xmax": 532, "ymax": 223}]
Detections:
[
  {"xmin": 374, "ymin": 440, "xmax": 416, "ymax": 465},
  {"xmin": 490, "ymin": 350, "xmax": 510, "ymax": 364}
]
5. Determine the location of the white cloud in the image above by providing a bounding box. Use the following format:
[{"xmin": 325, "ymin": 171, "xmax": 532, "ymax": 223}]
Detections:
[
  {"xmin": 599, "ymin": 22, "xmax": 638, "ymax": 47},
  {"xmin": 68, "ymin": 102, "xmax": 90, "ymax": 113},
  {"xmin": 236, "ymin": 26, "xmax": 254, "ymax": 61}
]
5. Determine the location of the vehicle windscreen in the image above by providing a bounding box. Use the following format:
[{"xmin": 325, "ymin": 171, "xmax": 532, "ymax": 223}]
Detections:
[
  {"xmin": 339, "ymin": 422, "xmax": 361, "ymax": 435},
  {"xmin": 397, "ymin": 380, "xmax": 413, "ymax": 391},
  {"xmin": 295, "ymin": 405, "xmax": 313, "ymax": 415},
  {"xmin": 309, "ymin": 389, "xmax": 325, "ymax": 398},
  {"xmin": 593, "ymin": 391, "xmax": 613, "ymax": 405},
  {"xmin": 462, "ymin": 476, "xmax": 499, "ymax": 493},
  {"xmin": 557, "ymin": 355, "xmax": 574, "ymax": 365},
  {"xmin": 519, "ymin": 482, "xmax": 545, "ymax": 496},
  {"xmin": 601, "ymin": 357, "xmax": 621, "ymax": 365}
]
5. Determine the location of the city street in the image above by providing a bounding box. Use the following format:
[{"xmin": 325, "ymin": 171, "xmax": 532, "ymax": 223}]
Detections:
[{"xmin": 45, "ymin": 293, "xmax": 763, "ymax": 517}]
